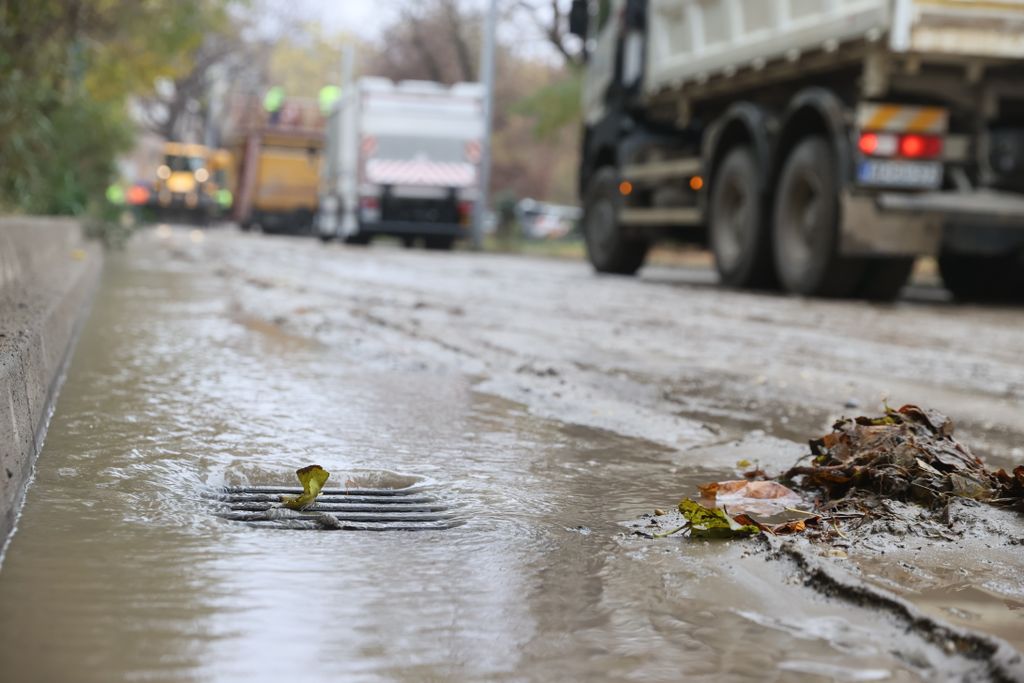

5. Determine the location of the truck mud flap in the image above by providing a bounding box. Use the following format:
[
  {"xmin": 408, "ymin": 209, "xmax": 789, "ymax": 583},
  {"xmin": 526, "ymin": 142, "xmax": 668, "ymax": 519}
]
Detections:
[{"xmin": 840, "ymin": 192, "xmax": 941, "ymax": 257}]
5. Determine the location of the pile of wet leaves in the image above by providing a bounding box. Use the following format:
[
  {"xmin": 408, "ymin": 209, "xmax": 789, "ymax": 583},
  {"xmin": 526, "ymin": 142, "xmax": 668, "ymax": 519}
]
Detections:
[
  {"xmin": 785, "ymin": 404, "xmax": 1024, "ymax": 513},
  {"xmin": 653, "ymin": 405, "xmax": 1023, "ymax": 542}
]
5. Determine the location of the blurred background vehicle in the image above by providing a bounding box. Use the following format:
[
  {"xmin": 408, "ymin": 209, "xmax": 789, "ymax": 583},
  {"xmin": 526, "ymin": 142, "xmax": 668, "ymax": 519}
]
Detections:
[
  {"xmin": 516, "ymin": 198, "xmax": 581, "ymax": 240},
  {"xmin": 571, "ymin": 0, "xmax": 1024, "ymax": 301},
  {"xmin": 228, "ymin": 97, "xmax": 324, "ymax": 235},
  {"xmin": 149, "ymin": 142, "xmax": 218, "ymax": 225},
  {"xmin": 317, "ymin": 77, "xmax": 485, "ymax": 250}
]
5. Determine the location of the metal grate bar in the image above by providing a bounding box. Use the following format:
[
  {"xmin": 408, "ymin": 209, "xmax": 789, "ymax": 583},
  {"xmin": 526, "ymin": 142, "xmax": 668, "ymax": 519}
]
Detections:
[
  {"xmin": 226, "ymin": 502, "xmax": 453, "ymax": 513},
  {"xmin": 221, "ymin": 486, "xmax": 426, "ymax": 496},
  {"xmin": 213, "ymin": 484, "xmax": 461, "ymax": 531},
  {"xmin": 206, "ymin": 493, "xmax": 441, "ymax": 505},
  {"xmin": 219, "ymin": 511, "xmax": 458, "ymax": 523},
  {"xmin": 236, "ymin": 520, "xmax": 459, "ymax": 531}
]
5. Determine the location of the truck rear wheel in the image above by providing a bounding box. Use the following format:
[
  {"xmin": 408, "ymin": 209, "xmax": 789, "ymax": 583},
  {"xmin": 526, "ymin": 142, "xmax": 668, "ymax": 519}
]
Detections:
[
  {"xmin": 582, "ymin": 167, "xmax": 649, "ymax": 275},
  {"xmin": 773, "ymin": 136, "xmax": 864, "ymax": 297},
  {"xmin": 424, "ymin": 236, "xmax": 454, "ymax": 251},
  {"xmin": 856, "ymin": 258, "xmax": 914, "ymax": 302},
  {"xmin": 939, "ymin": 251, "xmax": 1024, "ymax": 302},
  {"xmin": 710, "ymin": 146, "xmax": 775, "ymax": 288}
]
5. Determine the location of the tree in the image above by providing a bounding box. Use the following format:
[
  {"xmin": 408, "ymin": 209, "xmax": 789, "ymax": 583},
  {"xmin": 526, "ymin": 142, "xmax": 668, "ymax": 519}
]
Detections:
[
  {"xmin": 368, "ymin": 0, "xmax": 480, "ymax": 85},
  {"xmin": 0, "ymin": 0, "xmax": 235, "ymax": 214},
  {"xmin": 507, "ymin": 0, "xmax": 585, "ymax": 67},
  {"xmin": 136, "ymin": 25, "xmax": 257, "ymax": 144}
]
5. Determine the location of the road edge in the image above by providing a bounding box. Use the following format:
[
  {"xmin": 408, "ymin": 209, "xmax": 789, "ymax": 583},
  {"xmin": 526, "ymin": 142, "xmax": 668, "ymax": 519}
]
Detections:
[
  {"xmin": 0, "ymin": 217, "xmax": 103, "ymax": 559},
  {"xmin": 769, "ymin": 538, "xmax": 1024, "ymax": 681}
]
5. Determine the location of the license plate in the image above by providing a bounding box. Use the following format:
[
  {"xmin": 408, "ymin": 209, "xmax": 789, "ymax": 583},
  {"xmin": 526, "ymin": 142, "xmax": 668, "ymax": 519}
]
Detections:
[{"xmin": 857, "ymin": 160, "xmax": 942, "ymax": 189}]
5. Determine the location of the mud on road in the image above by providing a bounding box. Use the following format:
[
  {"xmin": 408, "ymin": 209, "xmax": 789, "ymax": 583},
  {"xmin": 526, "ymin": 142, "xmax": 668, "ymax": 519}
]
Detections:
[
  {"xmin": 1, "ymin": 226, "xmax": 1022, "ymax": 682},
  {"xmin": 210, "ymin": 229, "xmax": 1024, "ymax": 676}
]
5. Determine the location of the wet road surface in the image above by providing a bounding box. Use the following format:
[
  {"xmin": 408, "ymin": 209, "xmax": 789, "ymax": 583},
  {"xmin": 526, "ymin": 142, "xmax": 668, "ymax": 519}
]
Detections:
[{"xmin": 1, "ymin": 227, "xmax": 1022, "ymax": 682}]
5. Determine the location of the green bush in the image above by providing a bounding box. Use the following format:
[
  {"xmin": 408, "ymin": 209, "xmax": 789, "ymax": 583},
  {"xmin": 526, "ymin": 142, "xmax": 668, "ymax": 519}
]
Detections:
[{"xmin": 0, "ymin": 78, "xmax": 131, "ymax": 216}]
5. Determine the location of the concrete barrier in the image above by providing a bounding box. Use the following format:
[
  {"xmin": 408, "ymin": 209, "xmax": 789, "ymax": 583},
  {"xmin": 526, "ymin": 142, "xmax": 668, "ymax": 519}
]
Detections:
[{"xmin": 0, "ymin": 217, "xmax": 103, "ymax": 550}]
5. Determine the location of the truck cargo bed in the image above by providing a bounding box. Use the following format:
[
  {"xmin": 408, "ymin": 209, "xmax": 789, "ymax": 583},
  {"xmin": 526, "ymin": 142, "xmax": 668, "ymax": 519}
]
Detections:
[{"xmin": 645, "ymin": 0, "xmax": 1024, "ymax": 97}]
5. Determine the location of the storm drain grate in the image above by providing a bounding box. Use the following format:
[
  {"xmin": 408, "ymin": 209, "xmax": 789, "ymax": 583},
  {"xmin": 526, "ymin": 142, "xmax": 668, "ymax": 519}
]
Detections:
[{"xmin": 211, "ymin": 485, "xmax": 463, "ymax": 531}]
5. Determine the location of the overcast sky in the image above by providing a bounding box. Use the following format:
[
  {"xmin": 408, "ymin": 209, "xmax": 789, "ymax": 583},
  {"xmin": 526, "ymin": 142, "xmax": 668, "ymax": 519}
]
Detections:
[
  {"xmin": 257, "ymin": 0, "xmax": 564, "ymax": 61},
  {"xmin": 277, "ymin": 0, "xmax": 398, "ymax": 40}
]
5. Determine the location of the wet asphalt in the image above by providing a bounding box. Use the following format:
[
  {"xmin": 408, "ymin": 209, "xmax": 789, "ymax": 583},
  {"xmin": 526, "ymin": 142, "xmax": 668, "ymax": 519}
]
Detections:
[{"xmin": 0, "ymin": 225, "xmax": 1021, "ymax": 682}]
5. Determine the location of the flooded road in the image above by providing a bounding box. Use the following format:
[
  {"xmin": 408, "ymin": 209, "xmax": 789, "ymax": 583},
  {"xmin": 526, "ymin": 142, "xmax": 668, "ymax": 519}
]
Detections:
[{"xmin": 1, "ymin": 228, "xmax": 1022, "ymax": 682}]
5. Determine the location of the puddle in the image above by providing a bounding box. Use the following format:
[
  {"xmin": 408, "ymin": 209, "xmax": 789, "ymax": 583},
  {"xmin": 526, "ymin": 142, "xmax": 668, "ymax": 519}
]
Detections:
[
  {"xmin": 851, "ymin": 554, "xmax": 1024, "ymax": 652},
  {"xmin": 0, "ymin": 232, "xmax": 1008, "ymax": 682}
]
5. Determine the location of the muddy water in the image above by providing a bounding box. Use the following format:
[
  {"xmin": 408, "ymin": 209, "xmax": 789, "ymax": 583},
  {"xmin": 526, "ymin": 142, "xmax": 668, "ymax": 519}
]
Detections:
[{"xmin": 0, "ymin": 234, "xmax": 976, "ymax": 681}]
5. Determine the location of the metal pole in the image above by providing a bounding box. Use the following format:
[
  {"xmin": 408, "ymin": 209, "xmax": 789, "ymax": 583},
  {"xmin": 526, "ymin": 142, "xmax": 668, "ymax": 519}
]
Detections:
[
  {"xmin": 338, "ymin": 44, "xmax": 359, "ymax": 239},
  {"xmin": 472, "ymin": 0, "xmax": 498, "ymax": 250}
]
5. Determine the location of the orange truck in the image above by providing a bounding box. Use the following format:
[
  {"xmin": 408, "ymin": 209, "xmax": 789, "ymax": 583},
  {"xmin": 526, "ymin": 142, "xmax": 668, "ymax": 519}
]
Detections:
[{"xmin": 230, "ymin": 99, "xmax": 324, "ymax": 235}]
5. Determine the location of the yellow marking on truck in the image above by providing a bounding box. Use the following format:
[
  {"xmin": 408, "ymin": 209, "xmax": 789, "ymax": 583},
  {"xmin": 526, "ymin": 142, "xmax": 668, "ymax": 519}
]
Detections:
[
  {"xmin": 914, "ymin": 0, "xmax": 1024, "ymax": 13},
  {"xmin": 905, "ymin": 108, "xmax": 945, "ymax": 133},
  {"xmin": 865, "ymin": 105, "xmax": 902, "ymax": 131},
  {"xmin": 859, "ymin": 104, "xmax": 949, "ymax": 133}
]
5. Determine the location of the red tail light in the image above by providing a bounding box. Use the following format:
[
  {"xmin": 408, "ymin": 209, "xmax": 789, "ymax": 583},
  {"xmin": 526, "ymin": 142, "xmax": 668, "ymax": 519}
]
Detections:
[
  {"xmin": 361, "ymin": 136, "xmax": 377, "ymax": 157},
  {"xmin": 899, "ymin": 134, "xmax": 942, "ymax": 159},
  {"xmin": 458, "ymin": 200, "xmax": 474, "ymax": 225},
  {"xmin": 858, "ymin": 133, "xmax": 880, "ymax": 155},
  {"xmin": 360, "ymin": 195, "xmax": 379, "ymax": 210},
  {"xmin": 859, "ymin": 132, "xmax": 942, "ymax": 159}
]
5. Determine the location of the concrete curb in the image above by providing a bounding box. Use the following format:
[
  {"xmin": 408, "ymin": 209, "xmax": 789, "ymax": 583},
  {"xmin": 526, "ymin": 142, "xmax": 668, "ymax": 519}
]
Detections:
[{"xmin": 0, "ymin": 217, "xmax": 103, "ymax": 551}]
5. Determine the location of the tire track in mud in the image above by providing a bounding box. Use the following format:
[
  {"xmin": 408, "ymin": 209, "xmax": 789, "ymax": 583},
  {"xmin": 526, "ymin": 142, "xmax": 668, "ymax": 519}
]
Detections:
[{"xmin": 770, "ymin": 539, "xmax": 1024, "ymax": 682}]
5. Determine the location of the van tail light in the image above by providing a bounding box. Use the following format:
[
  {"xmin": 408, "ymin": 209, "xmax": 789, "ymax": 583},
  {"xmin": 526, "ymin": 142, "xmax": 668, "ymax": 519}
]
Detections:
[
  {"xmin": 458, "ymin": 200, "xmax": 474, "ymax": 225},
  {"xmin": 361, "ymin": 136, "xmax": 377, "ymax": 158},
  {"xmin": 360, "ymin": 195, "xmax": 380, "ymax": 210},
  {"xmin": 859, "ymin": 132, "xmax": 942, "ymax": 159}
]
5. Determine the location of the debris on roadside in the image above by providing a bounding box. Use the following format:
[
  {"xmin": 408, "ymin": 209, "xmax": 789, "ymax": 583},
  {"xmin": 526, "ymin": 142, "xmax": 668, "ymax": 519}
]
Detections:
[
  {"xmin": 666, "ymin": 499, "xmax": 760, "ymax": 538},
  {"xmin": 785, "ymin": 404, "xmax": 1024, "ymax": 512},
  {"xmin": 642, "ymin": 405, "xmax": 1023, "ymax": 544},
  {"xmin": 697, "ymin": 479, "xmax": 802, "ymax": 516}
]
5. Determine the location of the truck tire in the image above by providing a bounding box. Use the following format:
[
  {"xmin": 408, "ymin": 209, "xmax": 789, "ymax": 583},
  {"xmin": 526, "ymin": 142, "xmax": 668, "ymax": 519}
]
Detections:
[
  {"xmin": 709, "ymin": 146, "xmax": 775, "ymax": 288},
  {"xmin": 424, "ymin": 236, "xmax": 455, "ymax": 251},
  {"xmin": 856, "ymin": 258, "xmax": 914, "ymax": 302},
  {"xmin": 344, "ymin": 233, "xmax": 372, "ymax": 246},
  {"xmin": 939, "ymin": 251, "xmax": 1024, "ymax": 302},
  {"xmin": 582, "ymin": 167, "xmax": 649, "ymax": 275},
  {"xmin": 773, "ymin": 136, "xmax": 864, "ymax": 297}
]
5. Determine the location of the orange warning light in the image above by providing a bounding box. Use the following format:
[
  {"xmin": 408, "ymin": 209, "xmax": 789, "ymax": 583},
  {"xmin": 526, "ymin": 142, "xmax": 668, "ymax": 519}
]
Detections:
[{"xmin": 689, "ymin": 176, "xmax": 704, "ymax": 191}]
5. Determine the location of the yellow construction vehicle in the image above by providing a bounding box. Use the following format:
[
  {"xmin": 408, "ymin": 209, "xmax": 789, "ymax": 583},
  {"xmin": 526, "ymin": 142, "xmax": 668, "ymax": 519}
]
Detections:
[{"xmin": 152, "ymin": 142, "xmax": 217, "ymax": 224}]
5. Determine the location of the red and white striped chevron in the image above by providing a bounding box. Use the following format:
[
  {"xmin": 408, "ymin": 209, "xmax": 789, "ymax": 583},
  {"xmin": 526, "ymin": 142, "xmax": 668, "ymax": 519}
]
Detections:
[{"xmin": 365, "ymin": 159, "xmax": 477, "ymax": 188}]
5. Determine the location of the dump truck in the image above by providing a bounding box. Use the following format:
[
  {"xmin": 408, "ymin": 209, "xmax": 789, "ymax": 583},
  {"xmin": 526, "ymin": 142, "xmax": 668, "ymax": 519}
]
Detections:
[
  {"xmin": 230, "ymin": 99, "xmax": 324, "ymax": 235},
  {"xmin": 569, "ymin": 0, "xmax": 1024, "ymax": 300},
  {"xmin": 317, "ymin": 78, "xmax": 485, "ymax": 249}
]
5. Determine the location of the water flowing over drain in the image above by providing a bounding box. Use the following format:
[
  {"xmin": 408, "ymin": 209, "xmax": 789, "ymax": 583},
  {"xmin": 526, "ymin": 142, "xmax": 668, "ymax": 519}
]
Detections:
[{"xmin": 212, "ymin": 485, "xmax": 462, "ymax": 531}]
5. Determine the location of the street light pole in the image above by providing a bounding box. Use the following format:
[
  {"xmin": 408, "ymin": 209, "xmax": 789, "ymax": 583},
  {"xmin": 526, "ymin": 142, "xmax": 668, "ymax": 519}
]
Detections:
[{"xmin": 473, "ymin": 0, "xmax": 498, "ymax": 250}]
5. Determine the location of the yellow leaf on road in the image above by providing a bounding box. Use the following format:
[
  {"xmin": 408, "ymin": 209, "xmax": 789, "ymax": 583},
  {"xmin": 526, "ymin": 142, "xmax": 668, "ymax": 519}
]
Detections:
[{"xmin": 281, "ymin": 465, "xmax": 330, "ymax": 510}]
